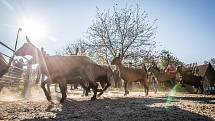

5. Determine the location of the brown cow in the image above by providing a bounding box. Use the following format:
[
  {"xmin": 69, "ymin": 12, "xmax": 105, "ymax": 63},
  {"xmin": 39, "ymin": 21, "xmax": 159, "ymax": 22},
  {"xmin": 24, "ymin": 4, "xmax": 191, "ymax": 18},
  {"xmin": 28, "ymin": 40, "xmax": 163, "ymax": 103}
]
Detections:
[
  {"xmin": 111, "ymin": 55, "xmax": 149, "ymax": 96},
  {"xmin": 15, "ymin": 37, "xmax": 109, "ymax": 103}
]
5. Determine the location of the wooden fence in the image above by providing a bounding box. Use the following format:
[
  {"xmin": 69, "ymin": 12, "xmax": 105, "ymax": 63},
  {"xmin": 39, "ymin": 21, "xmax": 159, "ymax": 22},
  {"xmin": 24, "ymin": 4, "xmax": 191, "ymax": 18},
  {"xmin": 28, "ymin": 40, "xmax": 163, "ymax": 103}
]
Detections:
[{"xmin": 0, "ymin": 65, "xmax": 25, "ymax": 88}]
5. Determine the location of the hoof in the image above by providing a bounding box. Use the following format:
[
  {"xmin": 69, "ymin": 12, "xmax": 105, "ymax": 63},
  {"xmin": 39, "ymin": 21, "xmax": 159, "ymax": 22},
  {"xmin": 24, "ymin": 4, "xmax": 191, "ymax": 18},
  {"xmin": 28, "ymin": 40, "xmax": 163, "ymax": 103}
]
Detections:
[
  {"xmin": 145, "ymin": 93, "xmax": 149, "ymax": 96},
  {"xmin": 124, "ymin": 91, "xmax": 129, "ymax": 96},
  {"xmin": 60, "ymin": 99, "xmax": 65, "ymax": 103},
  {"xmin": 90, "ymin": 97, "xmax": 96, "ymax": 101},
  {"xmin": 97, "ymin": 92, "xmax": 103, "ymax": 97},
  {"xmin": 47, "ymin": 96, "xmax": 52, "ymax": 101}
]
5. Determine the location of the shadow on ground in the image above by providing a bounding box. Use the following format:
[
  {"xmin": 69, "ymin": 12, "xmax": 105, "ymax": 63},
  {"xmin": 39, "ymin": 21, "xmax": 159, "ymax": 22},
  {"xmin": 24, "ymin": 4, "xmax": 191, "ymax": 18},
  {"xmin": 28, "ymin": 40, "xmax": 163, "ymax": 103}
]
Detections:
[
  {"xmin": 158, "ymin": 95, "xmax": 215, "ymax": 104},
  {"xmin": 21, "ymin": 96, "xmax": 214, "ymax": 121}
]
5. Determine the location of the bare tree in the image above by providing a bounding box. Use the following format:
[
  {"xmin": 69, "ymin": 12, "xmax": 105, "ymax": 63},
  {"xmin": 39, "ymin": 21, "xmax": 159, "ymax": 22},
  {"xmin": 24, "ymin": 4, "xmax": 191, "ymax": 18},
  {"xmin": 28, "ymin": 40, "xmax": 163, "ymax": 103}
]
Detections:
[
  {"xmin": 87, "ymin": 4, "xmax": 157, "ymax": 64},
  {"xmin": 204, "ymin": 61, "xmax": 209, "ymax": 65},
  {"xmin": 159, "ymin": 50, "xmax": 184, "ymax": 69},
  {"xmin": 211, "ymin": 58, "xmax": 215, "ymax": 64},
  {"xmin": 204, "ymin": 58, "xmax": 215, "ymax": 65},
  {"xmin": 57, "ymin": 39, "xmax": 88, "ymax": 56}
]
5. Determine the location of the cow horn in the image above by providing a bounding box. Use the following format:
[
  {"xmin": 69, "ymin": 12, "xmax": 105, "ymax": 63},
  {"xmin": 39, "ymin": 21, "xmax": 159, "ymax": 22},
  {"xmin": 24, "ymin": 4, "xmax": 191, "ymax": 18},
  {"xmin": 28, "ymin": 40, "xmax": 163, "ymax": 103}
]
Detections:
[{"xmin": 26, "ymin": 36, "xmax": 31, "ymax": 43}]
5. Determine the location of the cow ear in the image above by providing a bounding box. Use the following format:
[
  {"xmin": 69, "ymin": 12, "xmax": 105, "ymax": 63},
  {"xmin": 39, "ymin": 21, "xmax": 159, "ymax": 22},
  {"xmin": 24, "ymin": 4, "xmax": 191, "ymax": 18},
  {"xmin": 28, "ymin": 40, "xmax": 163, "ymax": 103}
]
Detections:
[{"xmin": 26, "ymin": 36, "xmax": 31, "ymax": 43}]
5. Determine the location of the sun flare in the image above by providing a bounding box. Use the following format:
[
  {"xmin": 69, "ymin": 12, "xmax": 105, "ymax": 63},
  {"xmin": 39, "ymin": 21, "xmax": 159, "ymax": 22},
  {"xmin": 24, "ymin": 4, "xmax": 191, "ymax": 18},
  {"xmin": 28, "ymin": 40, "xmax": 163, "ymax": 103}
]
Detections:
[{"xmin": 21, "ymin": 17, "xmax": 46, "ymax": 40}]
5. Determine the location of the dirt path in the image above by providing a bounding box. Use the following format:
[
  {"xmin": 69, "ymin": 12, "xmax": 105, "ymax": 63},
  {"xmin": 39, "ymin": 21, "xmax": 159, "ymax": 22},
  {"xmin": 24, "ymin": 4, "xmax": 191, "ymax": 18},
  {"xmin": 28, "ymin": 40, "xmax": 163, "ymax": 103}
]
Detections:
[{"xmin": 0, "ymin": 89, "xmax": 214, "ymax": 121}]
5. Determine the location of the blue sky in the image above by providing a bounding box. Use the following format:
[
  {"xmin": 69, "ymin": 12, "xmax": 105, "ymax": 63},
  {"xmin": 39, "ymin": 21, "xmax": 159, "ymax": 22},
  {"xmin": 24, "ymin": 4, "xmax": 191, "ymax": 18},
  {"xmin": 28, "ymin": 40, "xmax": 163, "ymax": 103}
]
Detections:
[{"xmin": 0, "ymin": 0, "xmax": 214, "ymax": 64}]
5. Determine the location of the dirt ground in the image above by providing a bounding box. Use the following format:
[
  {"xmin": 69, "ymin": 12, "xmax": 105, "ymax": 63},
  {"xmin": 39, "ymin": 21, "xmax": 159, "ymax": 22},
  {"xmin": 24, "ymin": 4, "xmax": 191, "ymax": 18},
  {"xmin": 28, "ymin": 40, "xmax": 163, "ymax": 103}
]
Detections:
[{"xmin": 0, "ymin": 88, "xmax": 214, "ymax": 121}]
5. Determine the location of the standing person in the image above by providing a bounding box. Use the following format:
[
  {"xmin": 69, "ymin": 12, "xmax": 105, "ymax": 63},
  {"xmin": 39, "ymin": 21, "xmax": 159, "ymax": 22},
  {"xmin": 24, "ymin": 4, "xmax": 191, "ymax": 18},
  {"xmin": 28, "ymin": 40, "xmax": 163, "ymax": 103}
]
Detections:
[{"xmin": 165, "ymin": 64, "xmax": 176, "ymax": 86}]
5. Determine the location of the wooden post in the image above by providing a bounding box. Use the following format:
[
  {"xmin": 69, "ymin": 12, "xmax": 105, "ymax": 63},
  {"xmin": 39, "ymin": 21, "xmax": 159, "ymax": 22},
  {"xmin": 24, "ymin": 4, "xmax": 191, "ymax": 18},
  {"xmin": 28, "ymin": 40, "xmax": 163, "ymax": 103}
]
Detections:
[{"xmin": 23, "ymin": 62, "xmax": 32, "ymax": 98}]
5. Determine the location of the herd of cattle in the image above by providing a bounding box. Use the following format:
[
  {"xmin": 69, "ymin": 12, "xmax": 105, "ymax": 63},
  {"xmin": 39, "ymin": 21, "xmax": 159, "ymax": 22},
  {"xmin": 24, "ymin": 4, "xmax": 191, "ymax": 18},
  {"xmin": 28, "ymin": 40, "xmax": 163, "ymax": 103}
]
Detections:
[{"xmin": 0, "ymin": 38, "xmax": 213, "ymax": 103}]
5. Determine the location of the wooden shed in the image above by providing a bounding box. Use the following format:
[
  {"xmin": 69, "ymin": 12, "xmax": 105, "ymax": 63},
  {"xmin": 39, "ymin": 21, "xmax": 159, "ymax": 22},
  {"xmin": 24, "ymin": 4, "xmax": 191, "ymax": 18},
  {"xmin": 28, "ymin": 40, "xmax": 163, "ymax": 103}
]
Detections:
[{"xmin": 197, "ymin": 63, "xmax": 215, "ymax": 86}]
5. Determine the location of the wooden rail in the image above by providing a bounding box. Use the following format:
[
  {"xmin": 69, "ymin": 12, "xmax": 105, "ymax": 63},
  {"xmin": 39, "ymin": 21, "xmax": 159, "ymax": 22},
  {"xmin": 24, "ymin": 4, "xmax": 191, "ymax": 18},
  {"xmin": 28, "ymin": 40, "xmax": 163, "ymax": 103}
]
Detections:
[
  {"xmin": 0, "ymin": 65, "xmax": 26, "ymax": 89},
  {"xmin": 0, "ymin": 41, "xmax": 29, "ymax": 61}
]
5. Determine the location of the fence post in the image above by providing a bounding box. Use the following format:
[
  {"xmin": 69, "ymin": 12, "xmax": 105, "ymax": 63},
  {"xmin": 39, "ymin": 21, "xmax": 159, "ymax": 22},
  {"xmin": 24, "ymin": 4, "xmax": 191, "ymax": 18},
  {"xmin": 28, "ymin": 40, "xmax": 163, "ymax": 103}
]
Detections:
[{"xmin": 23, "ymin": 62, "xmax": 32, "ymax": 98}]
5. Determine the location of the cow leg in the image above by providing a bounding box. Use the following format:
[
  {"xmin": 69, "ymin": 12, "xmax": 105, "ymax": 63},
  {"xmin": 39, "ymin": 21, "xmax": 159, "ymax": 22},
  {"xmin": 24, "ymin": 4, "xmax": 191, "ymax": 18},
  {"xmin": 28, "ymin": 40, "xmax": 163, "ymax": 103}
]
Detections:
[
  {"xmin": 55, "ymin": 84, "xmax": 58, "ymax": 92},
  {"xmin": 98, "ymin": 80, "xmax": 111, "ymax": 97},
  {"xmin": 200, "ymin": 85, "xmax": 204, "ymax": 94},
  {"xmin": 91, "ymin": 83, "xmax": 98, "ymax": 101},
  {"xmin": 65, "ymin": 84, "xmax": 68, "ymax": 93},
  {"xmin": 79, "ymin": 80, "xmax": 90, "ymax": 96},
  {"xmin": 155, "ymin": 79, "xmax": 158, "ymax": 94},
  {"xmin": 152, "ymin": 78, "xmax": 158, "ymax": 94},
  {"xmin": 80, "ymin": 80, "xmax": 88, "ymax": 96},
  {"xmin": 115, "ymin": 77, "xmax": 120, "ymax": 88},
  {"xmin": 195, "ymin": 86, "xmax": 199, "ymax": 94},
  {"xmin": 47, "ymin": 83, "xmax": 51, "ymax": 95},
  {"xmin": 82, "ymin": 87, "xmax": 87, "ymax": 96},
  {"xmin": 82, "ymin": 89, "xmax": 89, "ymax": 96},
  {"xmin": 59, "ymin": 82, "xmax": 67, "ymax": 103},
  {"xmin": 0, "ymin": 85, "xmax": 3, "ymax": 92},
  {"xmin": 41, "ymin": 80, "xmax": 52, "ymax": 101},
  {"xmin": 74, "ymin": 83, "xmax": 78, "ymax": 89},
  {"xmin": 83, "ymin": 86, "xmax": 91, "ymax": 96},
  {"xmin": 156, "ymin": 79, "xmax": 158, "ymax": 93},
  {"xmin": 124, "ymin": 81, "xmax": 129, "ymax": 96},
  {"xmin": 141, "ymin": 79, "xmax": 149, "ymax": 96},
  {"xmin": 100, "ymin": 80, "xmax": 106, "ymax": 89},
  {"xmin": 35, "ymin": 70, "xmax": 41, "ymax": 84},
  {"xmin": 114, "ymin": 79, "xmax": 118, "ymax": 88},
  {"xmin": 70, "ymin": 84, "xmax": 74, "ymax": 90},
  {"xmin": 144, "ymin": 81, "xmax": 149, "ymax": 96},
  {"xmin": 81, "ymin": 66, "xmax": 99, "ymax": 100}
]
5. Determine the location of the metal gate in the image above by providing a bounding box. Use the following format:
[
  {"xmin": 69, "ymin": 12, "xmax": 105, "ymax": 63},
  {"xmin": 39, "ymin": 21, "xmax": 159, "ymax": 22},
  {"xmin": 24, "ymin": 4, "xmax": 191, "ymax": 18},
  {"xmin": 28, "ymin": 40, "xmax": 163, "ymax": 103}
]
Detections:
[{"xmin": 0, "ymin": 29, "xmax": 33, "ymax": 98}]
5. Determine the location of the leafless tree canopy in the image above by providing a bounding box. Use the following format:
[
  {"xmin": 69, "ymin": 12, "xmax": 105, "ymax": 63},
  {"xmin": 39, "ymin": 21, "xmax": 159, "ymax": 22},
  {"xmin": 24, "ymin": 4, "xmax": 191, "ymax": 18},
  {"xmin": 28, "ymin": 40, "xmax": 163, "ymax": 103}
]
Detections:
[
  {"xmin": 87, "ymin": 4, "xmax": 157, "ymax": 64},
  {"xmin": 56, "ymin": 40, "xmax": 88, "ymax": 56},
  {"xmin": 56, "ymin": 4, "xmax": 185, "ymax": 68},
  {"xmin": 204, "ymin": 58, "xmax": 215, "ymax": 65}
]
